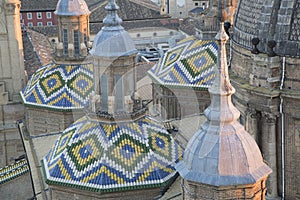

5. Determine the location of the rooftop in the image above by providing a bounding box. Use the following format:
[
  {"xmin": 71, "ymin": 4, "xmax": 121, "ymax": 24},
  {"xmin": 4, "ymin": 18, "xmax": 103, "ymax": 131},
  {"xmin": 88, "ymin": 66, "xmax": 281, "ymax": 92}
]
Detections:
[
  {"xmin": 21, "ymin": 62, "xmax": 94, "ymax": 111},
  {"xmin": 148, "ymin": 36, "xmax": 217, "ymax": 89},
  {"xmin": 0, "ymin": 159, "xmax": 29, "ymax": 185},
  {"xmin": 42, "ymin": 115, "xmax": 183, "ymax": 192}
]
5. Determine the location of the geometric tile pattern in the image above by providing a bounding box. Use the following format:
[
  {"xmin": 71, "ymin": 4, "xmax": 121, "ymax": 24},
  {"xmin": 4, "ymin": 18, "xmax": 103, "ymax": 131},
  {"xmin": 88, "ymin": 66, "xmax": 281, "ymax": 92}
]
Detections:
[
  {"xmin": 42, "ymin": 116, "xmax": 183, "ymax": 192},
  {"xmin": 20, "ymin": 62, "xmax": 94, "ymax": 110},
  {"xmin": 148, "ymin": 36, "xmax": 217, "ymax": 89},
  {"xmin": 0, "ymin": 159, "xmax": 29, "ymax": 185}
]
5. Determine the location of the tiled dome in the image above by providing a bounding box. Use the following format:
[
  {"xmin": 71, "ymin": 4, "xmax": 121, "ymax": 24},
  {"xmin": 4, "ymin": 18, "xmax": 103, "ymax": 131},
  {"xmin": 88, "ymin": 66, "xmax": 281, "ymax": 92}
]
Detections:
[
  {"xmin": 148, "ymin": 36, "xmax": 217, "ymax": 89},
  {"xmin": 20, "ymin": 63, "xmax": 94, "ymax": 110},
  {"xmin": 42, "ymin": 115, "xmax": 183, "ymax": 192}
]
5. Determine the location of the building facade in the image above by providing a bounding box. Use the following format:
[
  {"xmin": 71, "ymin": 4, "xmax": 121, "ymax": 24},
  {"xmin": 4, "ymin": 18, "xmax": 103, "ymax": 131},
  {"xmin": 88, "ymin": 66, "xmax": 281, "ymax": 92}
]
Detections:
[
  {"xmin": 162, "ymin": 0, "xmax": 209, "ymax": 18},
  {"xmin": 231, "ymin": 0, "xmax": 300, "ymax": 199},
  {"xmin": 20, "ymin": 0, "xmax": 58, "ymax": 27}
]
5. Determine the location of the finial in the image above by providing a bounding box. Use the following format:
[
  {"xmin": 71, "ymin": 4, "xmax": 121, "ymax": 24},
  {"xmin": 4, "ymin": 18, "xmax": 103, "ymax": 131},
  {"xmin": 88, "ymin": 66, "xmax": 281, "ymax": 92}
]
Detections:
[
  {"xmin": 103, "ymin": 0, "xmax": 122, "ymax": 27},
  {"xmin": 210, "ymin": 22, "xmax": 234, "ymax": 95}
]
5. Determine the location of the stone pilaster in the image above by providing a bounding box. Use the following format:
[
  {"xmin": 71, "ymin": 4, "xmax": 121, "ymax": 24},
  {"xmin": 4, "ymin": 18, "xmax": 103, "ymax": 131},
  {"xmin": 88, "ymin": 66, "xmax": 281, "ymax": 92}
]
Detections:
[
  {"xmin": 246, "ymin": 108, "xmax": 261, "ymax": 142},
  {"xmin": 262, "ymin": 112, "xmax": 279, "ymax": 199}
]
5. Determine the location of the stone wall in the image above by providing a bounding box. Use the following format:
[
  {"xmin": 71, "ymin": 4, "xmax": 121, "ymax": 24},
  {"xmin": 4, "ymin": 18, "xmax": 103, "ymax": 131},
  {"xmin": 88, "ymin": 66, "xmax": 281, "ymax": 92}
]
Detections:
[
  {"xmin": 50, "ymin": 185, "xmax": 162, "ymax": 200},
  {"xmin": 0, "ymin": 0, "xmax": 25, "ymax": 167},
  {"xmin": 182, "ymin": 178, "xmax": 268, "ymax": 200},
  {"xmin": 153, "ymin": 84, "xmax": 210, "ymax": 120},
  {"xmin": 26, "ymin": 108, "xmax": 84, "ymax": 136},
  {"xmin": 230, "ymin": 41, "xmax": 300, "ymax": 198}
]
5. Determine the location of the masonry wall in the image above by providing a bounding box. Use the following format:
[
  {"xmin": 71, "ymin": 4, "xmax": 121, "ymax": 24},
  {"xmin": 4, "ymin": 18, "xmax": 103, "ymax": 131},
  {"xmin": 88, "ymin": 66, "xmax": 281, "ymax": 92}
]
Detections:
[
  {"xmin": 0, "ymin": 0, "xmax": 26, "ymax": 167},
  {"xmin": 182, "ymin": 178, "xmax": 268, "ymax": 200},
  {"xmin": 50, "ymin": 186, "xmax": 162, "ymax": 200},
  {"xmin": 26, "ymin": 108, "xmax": 84, "ymax": 136},
  {"xmin": 153, "ymin": 84, "xmax": 210, "ymax": 120},
  {"xmin": 230, "ymin": 42, "xmax": 300, "ymax": 199}
]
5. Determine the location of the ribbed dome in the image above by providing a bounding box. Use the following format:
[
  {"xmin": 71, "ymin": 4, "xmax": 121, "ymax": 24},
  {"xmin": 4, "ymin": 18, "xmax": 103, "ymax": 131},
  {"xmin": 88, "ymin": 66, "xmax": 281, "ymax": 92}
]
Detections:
[
  {"xmin": 90, "ymin": 28, "xmax": 137, "ymax": 57},
  {"xmin": 176, "ymin": 23, "xmax": 272, "ymax": 186},
  {"xmin": 234, "ymin": 0, "xmax": 300, "ymax": 57},
  {"xmin": 90, "ymin": 0, "xmax": 137, "ymax": 57},
  {"xmin": 55, "ymin": 0, "xmax": 90, "ymax": 16}
]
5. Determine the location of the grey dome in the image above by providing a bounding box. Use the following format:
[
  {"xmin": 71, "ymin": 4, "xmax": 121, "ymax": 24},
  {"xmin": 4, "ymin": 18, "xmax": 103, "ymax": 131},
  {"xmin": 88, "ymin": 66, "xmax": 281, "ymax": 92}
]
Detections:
[
  {"xmin": 55, "ymin": 0, "xmax": 90, "ymax": 16},
  {"xmin": 90, "ymin": 27, "xmax": 137, "ymax": 57},
  {"xmin": 90, "ymin": 0, "xmax": 137, "ymax": 57},
  {"xmin": 234, "ymin": 0, "xmax": 300, "ymax": 57}
]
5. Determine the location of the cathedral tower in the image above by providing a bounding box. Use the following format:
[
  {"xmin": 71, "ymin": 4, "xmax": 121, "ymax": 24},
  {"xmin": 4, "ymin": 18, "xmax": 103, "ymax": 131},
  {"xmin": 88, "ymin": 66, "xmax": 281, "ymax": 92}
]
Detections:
[
  {"xmin": 0, "ymin": 0, "xmax": 25, "ymax": 166},
  {"xmin": 54, "ymin": 0, "xmax": 91, "ymax": 61},
  {"xmin": 20, "ymin": 0, "xmax": 94, "ymax": 136},
  {"xmin": 90, "ymin": 0, "xmax": 137, "ymax": 115},
  {"xmin": 176, "ymin": 23, "xmax": 272, "ymax": 200}
]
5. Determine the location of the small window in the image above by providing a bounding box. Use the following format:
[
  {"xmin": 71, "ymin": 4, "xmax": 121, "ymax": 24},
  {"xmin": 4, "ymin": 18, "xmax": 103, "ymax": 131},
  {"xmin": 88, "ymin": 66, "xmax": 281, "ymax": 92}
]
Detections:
[
  {"xmin": 46, "ymin": 12, "xmax": 51, "ymax": 19},
  {"xmin": 136, "ymin": 33, "xmax": 141, "ymax": 37},
  {"xmin": 63, "ymin": 29, "xmax": 68, "ymax": 55},
  {"xmin": 47, "ymin": 21, "xmax": 52, "ymax": 26},
  {"xmin": 195, "ymin": 3, "xmax": 198, "ymax": 6},
  {"xmin": 28, "ymin": 22, "xmax": 33, "ymax": 27},
  {"xmin": 153, "ymin": 32, "xmax": 157, "ymax": 36},
  {"xmin": 74, "ymin": 30, "xmax": 80, "ymax": 55},
  {"xmin": 37, "ymin": 12, "xmax": 42, "ymax": 19},
  {"xmin": 27, "ymin": 13, "xmax": 32, "ymax": 19},
  {"xmin": 37, "ymin": 22, "xmax": 43, "ymax": 26}
]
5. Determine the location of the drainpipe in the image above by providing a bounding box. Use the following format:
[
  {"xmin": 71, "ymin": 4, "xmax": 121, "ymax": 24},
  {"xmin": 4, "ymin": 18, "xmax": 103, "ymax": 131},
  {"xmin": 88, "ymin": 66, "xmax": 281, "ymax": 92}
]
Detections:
[{"xmin": 279, "ymin": 56, "xmax": 285, "ymax": 199}]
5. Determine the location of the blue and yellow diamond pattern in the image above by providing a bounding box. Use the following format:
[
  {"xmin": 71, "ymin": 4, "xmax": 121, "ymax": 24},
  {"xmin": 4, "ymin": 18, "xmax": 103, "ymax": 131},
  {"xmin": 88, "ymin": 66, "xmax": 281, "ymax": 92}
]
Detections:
[
  {"xmin": 20, "ymin": 63, "xmax": 94, "ymax": 110},
  {"xmin": 43, "ymin": 116, "xmax": 183, "ymax": 192},
  {"xmin": 148, "ymin": 36, "xmax": 217, "ymax": 88}
]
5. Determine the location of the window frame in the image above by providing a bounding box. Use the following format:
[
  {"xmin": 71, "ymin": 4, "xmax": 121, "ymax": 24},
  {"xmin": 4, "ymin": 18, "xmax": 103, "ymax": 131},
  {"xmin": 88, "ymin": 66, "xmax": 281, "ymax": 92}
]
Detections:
[
  {"xmin": 37, "ymin": 12, "xmax": 42, "ymax": 19},
  {"xmin": 46, "ymin": 12, "xmax": 52, "ymax": 19},
  {"xmin": 27, "ymin": 13, "xmax": 32, "ymax": 20}
]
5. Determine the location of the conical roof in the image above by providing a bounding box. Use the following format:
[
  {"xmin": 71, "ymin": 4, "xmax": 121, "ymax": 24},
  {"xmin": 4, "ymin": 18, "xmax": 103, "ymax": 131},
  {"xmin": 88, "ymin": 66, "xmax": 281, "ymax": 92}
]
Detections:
[
  {"xmin": 90, "ymin": 0, "xmax": 137, "ymax": 57},
  {"xmin": 55, "ymin": 0, "xmax": 91, "ymax": 16},
  {"xmin": 175, "ymin": 23, "xmax": 272, "ymax": 186},
  {"xmin": 42, "ymin": 115, "xmax": 183, "ymax": 192}
]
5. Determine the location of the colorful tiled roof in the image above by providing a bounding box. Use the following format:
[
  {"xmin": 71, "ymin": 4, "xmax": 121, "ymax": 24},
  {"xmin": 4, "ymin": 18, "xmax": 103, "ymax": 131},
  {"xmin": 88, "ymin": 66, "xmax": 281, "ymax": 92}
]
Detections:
[
  {"xmin": 0, "ymin": 159, "xmax": 29, "ymax": 185},
  {"xmin": 148, "ymin": 36, "xmax": 217, "ymax": 89},
  {"xmin": 42, "ymin": 115, "xmax": 183, "ymax": 192},
  {"xmin": 21, "ymin": 63, "xmax": 94, "ymax": 110}
]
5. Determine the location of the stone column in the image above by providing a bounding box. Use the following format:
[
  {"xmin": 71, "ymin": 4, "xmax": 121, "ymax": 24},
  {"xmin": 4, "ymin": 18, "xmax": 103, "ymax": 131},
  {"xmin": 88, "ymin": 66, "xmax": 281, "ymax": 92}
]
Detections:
[{"xmin": 262, "ymin": 112, "xmax": 278, "ymax": 199}]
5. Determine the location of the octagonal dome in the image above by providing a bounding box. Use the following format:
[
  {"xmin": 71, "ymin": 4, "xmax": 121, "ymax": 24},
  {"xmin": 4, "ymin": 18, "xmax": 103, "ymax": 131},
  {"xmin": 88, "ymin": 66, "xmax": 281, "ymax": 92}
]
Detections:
[
  {"xmin": 42, "ymin": 115, "xmax": 183, "ymax": 192},
  {"xmin": 90, "ymin": 28, "xmax": 137, "ymax": 57},
  {"xmin": 55, "ymin": 0, "xmax": 90, "ymax": 16}
]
